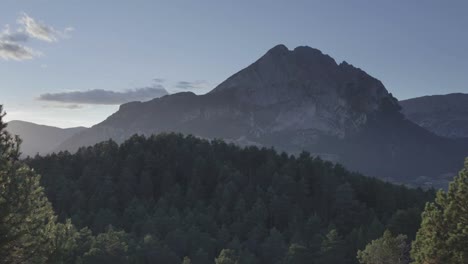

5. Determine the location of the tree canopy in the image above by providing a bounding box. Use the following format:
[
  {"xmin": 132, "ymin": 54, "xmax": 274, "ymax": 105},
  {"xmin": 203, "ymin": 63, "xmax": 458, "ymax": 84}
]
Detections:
[
  {"xmin": 357, "ymin": 230, "xmax": 410, "ymax": 264},
  {"xmin": 26, "ymin": 132, "xmax": 433, "ymax": 263},
  {"xmin": 411, "ymin": 159, "xmax": 468, "ymax": 264},
  {"xmin": 0, "ymin": 106, "xmax": 58, "ymax": 263}
]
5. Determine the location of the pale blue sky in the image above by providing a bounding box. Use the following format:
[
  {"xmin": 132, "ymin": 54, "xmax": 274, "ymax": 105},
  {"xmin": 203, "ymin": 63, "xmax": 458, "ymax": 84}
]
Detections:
[{"xmin": 1, "ymin": 0, "xmax": 467, "ymax": 127}]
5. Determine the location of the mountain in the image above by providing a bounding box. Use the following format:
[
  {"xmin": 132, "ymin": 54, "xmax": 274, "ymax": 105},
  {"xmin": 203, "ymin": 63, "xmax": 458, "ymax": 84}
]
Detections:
[
  {"xmin": 400, "ymin": 93, "xmax": 468, "ymax": 138},
  {"xmin": 56, "ymin": 45, "xmax": 468, "ymax": 187},
  {"xmin": 6, "ymin": 120, "xmax": 86, "ymax": 157}
]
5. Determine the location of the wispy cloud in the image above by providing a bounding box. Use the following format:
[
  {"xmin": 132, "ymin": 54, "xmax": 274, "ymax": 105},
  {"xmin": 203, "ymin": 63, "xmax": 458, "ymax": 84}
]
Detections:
[
  {"xmin": 175, "ymin": 80, "xmax": 209, "ymax": 90},
  {"xmin": 0, "ymin": 41, "xmax": 40, "ymax": 61},
  {"xmin": 0, "ymin": 25, "xmax": 29, "ymax": 42},
  {"xmin": 0, "ymin": 13, "xmax": 72, "ymax": 61},
  {"xmin": 38, "ymin": 85, "xmax": 169, "ymax": 105},
  {"xmin": 42, "ymin": 104, "xmax": 83, "ymax": 110},
  {"xmin": 17, "ymin": 13, "xmax": 73, "ymax": 42}
]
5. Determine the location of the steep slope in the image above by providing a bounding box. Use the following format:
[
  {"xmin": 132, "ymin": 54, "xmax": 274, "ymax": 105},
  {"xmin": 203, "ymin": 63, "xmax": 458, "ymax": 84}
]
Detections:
[
  {"xmin": 56, "ymin": 45, "xmax": 468, "ymax": 187},
  {"xmin": 400, "ymin": 93, "xmax": 468, "ymax": 138},
  {"xmin": 7, "ymin": 120, "xmax": 86, "ymax": 157}
]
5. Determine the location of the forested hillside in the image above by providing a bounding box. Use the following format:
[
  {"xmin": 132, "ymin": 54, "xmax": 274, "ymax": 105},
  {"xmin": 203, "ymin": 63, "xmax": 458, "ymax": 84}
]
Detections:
[{"xmin": 27, "ymin": 133, "xmax": 434, "ymax": 263}]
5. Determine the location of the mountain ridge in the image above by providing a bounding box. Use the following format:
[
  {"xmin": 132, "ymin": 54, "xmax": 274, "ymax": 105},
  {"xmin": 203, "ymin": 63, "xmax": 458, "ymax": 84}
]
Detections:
[
  {"xmin": 400, "ymin": 93, "xmax": 468, "ymax": 138},
  {"xmin": 6, "ymin": 120, "xmax": 86, "ymax": 157},
  {"xmin": 54, "ymin": 45, "xmax": 468, "ymax": 187}
]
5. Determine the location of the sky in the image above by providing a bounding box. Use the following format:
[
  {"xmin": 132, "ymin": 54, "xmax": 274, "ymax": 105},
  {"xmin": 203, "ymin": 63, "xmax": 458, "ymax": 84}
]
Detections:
[{"xmin": 1, "ymin": 0, "xmax": 467, "ymax": 128}]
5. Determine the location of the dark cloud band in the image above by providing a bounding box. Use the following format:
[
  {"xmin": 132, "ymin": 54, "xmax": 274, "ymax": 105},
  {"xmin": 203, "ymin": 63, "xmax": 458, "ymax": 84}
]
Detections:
[
  {"xmin": 175, "ymin": 80, "xmax": 208, "ymax": 90},
  {"xmin": 38, "ymin": 86, "xmax": 168, "ymax": 105}
]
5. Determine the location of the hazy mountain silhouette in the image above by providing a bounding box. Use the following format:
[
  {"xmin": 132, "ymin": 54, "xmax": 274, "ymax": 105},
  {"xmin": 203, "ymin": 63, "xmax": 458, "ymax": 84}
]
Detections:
[
  {"xmin": 55, "ymin": 45, "xmax": 468, "ymax": 187},
  {"xmin": 7, "ymin": 120, "xmax": 86, "ymax": 157},
  {"xmin": 401, "ymin": 93, "xmax": 468, "ymax": 138}
]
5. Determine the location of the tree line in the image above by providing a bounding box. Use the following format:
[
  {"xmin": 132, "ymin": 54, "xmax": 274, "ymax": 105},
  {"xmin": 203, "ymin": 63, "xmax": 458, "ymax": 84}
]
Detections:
[{"xmin": 1, "ymin": 105, "xmax": 467, "ymax": 263}]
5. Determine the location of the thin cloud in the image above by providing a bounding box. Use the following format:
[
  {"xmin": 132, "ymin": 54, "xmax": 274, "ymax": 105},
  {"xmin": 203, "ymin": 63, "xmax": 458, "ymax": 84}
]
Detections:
[
  {"xmin": 0, "ymin": 25, "xmax": 29, "ymax": 42},
  {"xmin": 38, "ymin": 86, "xmax": 169, "ymax": 105},
  {"xmin": 0, "ymin": 13, "xmax": 72, "ymax": 61},
  {"xmin": 0, "ymin": 41, "xmax": 40, "ymax": 61},
  {"xmin": 18, "ymin": 13, "xmax": 59, "ymax": 42},
  {"xmin": 175, "ymin": 80, "xmax": 209, "ymax": 90},
  {"xmin": 42, "ymin": 104, "xmax": 83, "ymax": 110}
]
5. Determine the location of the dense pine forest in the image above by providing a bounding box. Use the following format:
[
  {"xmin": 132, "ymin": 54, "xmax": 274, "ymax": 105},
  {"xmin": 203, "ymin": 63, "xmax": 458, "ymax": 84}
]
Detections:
[
  {"xmin": 1, "ymin": 107, "xmax": 467, "ymax": 263},
  {"xmin": 27, "ymin": 134, "xmax": 434, "ymax": 264}
]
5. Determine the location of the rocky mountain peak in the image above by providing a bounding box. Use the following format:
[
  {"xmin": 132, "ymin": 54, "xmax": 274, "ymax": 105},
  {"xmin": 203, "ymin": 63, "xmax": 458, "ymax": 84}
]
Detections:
[
  {"xmin": 52, "ymin": 45, "xmax": 468, "ymax": 185},
  {"xmin": 264, "ymin": 44, "xmax": 289, "ymax": 56},
  {"xmin": 211, "ymin": 45, "xmax": 396, "ymax": 120}
]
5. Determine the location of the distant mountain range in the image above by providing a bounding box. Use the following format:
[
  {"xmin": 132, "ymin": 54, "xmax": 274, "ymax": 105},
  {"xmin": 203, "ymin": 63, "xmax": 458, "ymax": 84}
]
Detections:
[
  {"xmin": 40, "ymin": 45, "xmax": 466, "ymax": 188},
  {"xmin": 38, "ymin": 45, "xmax": 462, "ymax": 186},
  {"xmin": 6, "ymin": 120, "xmax": 85, "ymax": 157},
  {"xmin": 400, "ymin": 93, "xmax": 468, "ymax": 138}
]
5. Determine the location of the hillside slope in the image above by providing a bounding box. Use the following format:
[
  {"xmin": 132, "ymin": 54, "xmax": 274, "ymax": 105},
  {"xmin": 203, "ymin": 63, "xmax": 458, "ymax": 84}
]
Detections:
[
  {"xmin": 7, "ymin": 120, "xmax": 86, "ymax": 157},
  {"xmin": 400, "ymin": 93, "xmax": 468, "ymax": 138}
]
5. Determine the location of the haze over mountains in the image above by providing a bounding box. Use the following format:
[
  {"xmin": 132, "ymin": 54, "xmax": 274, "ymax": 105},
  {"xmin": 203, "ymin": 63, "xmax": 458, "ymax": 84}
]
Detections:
[
  {"xmin": 23, "ymin": 44, "xmax": 460, "ymax": 188},
  {"xmin": 401, "ymin": 93, "xmax": 468, "ymax": 138},
  {"xmin": 6, "ymin": 120, "xmax": 85, "ymax": 157}
]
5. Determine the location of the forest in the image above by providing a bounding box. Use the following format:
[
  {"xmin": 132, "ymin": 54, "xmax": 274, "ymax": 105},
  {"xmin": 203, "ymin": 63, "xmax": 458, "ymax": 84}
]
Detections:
[{"xmin": 1, "ymin": 107, "xmax": 467, "ymax": 263}]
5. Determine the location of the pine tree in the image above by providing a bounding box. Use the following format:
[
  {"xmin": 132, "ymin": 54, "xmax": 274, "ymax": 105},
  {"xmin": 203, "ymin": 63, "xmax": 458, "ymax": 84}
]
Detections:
[
  {"xmin": 0, "ymin": 106, "xmax": 57, "ymax": 263},
  {"xmin": 357, "ymin": 230, "xmax": 410, "ymax": 264},
  {"xmin": 318, "ymin": 229, "xmax": 346, "ymax": 264},
  {"xmin": 215, "ymin": 249, "xmax": 239, "ymax": 264},
  {"xmin": 283, "ymin": 243, "xmax": 313, "ymax": 264},
  {"xmin": 182, "ymin": 256, "xmax": 192, "ymax": 264},
  {"xmin": 261, "ymin": 228, "xmax": 287, "ymax": 264},
  {"xmin": 411, "ymin": 159, "xmax": 468, "ymax": 264},
  {"xmin": 82, "ymin": 227, "xmax": 130, "ymax": 264}
]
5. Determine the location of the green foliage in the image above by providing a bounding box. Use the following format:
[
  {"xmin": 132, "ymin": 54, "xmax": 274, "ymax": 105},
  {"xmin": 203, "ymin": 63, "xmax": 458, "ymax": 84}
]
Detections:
[
  {"xmin": 0, "ymin": 106, "xmax": 57, "ymax": 263},
  {"xmin": 411, "ymin": 159, "xmax": 468, "ymax": 264},
  {"xmin": 283, "ymin": 243, "xmax": 314, "ymax": 264},
  {"xmin": 318, "ymin": 229, "xmax": 347, "ymax": 264},
  {"xmin": 215, "ymin": 249, "xmax": 239, "ymax": 264},
  {"xmin": 387, "ymin": 208, "xmax": 421, "ymax": 240},
  {"xmin": 182, "ymin": 256, "xmax": 192, "ymax": 264},
  {"xmin": 24, "ymin": 133, "xmax": 433, "ymax": 263},
  {"xmin": 0, "ymin": 106, "xmax": 129, "ymax": 264},
  {"xmin": 81, "ymin": 227, "xmax": 130, "ymax": 264},
  {"xmin": 261, "ymin": 228, "xmax": 286, "ymax": 264},
  {"xmin": 357, "ymin": 230, "xmax": 410, "ymax": 264},
  {"xmin": 47, "ymin": 220, "xmax": 84, "ymax": 263}
]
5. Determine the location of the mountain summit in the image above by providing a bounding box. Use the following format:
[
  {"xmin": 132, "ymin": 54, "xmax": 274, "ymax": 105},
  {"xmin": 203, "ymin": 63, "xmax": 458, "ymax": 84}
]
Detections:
[
  {"xmin": 208, "ymin": 45, "xmax": 397, "ymax": 138},
  {"xmin": 56, "ymin": 45, "xmax": 468, "ymax": 186}
]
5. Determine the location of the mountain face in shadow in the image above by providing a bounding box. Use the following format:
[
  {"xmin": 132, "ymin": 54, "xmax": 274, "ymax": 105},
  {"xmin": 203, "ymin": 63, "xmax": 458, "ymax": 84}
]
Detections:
[
  {"xmin": 7, "ymin": 120, "xmax": 86, "ymax": 157},
  {"xmin": 56, "ymin": 45, "xmax": 468, "ymax": 187},
  {"xmin": 400, "ymin": 93, "xmax": 468, "ymax": 138}
]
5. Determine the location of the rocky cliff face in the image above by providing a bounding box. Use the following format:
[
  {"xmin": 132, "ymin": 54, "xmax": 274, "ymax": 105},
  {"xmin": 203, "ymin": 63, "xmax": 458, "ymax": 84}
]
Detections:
[
  {"xmin": 56, "ymin": 45, "xmax": 468, "ymax": 187},
  {"xmin": 400, "ymin": 93, "xmax": 468, "ymax": 138},
  {"xmin": 58, "ymin": 45, "xmax": 397, "ymax": 152},
  {"xmin": 210, "ymin": 45, "xmax": 395, "ymax": 138}
]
